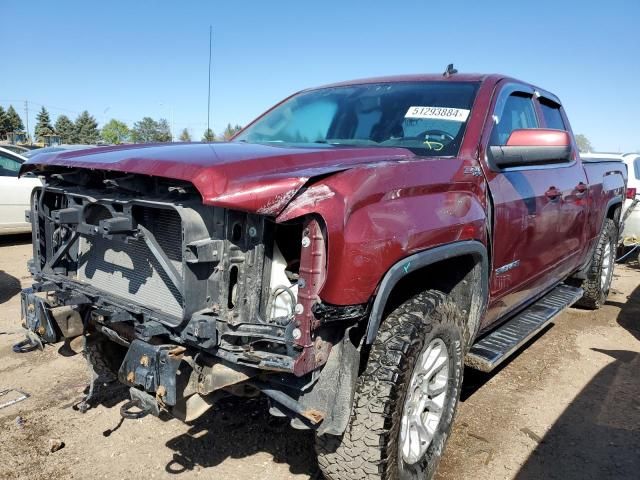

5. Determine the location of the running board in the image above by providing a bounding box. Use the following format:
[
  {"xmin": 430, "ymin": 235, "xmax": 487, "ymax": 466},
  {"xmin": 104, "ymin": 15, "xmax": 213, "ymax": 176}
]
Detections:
[{"xmin": 466, "ymin": 284, "xmax": 583, "ymax": 372}]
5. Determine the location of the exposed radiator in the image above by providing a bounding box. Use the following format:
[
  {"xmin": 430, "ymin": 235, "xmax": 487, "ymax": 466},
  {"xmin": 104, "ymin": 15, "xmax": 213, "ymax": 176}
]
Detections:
[{"xmin": 77, "ymin": 207, "xmax": 185, "ymax": 319}]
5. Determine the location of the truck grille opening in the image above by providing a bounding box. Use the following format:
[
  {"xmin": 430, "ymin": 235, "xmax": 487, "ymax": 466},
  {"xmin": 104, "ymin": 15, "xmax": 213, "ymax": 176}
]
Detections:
[{"xmin": 77, "ymin": 206, "xmax": 185, "ymax": 318}]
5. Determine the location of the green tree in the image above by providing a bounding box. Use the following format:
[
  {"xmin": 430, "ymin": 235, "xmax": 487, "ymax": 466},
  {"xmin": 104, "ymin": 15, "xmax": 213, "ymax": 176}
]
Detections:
[
  {"xmin": 5, "ymin": 105, "xmax": 24, "ymax": 132},
  {"xmin": 101, "ymin": 119, "xmax": 130, "ymax": 144},
  {"xmin": 202, "ymin": 128, "xmax": 215, "ymax": 142},
  {"xmin": 156, "ymin": 118, "xmax": 172, "ymax": 142},
  {"xmin": 131, "ymin": 117, "xmax": 158, "ymax": 143},
  {"xmin": 575, "ymin": 134, "xmax": 593, "ymax": 153},
  {"xmin": 34, "ymin": 106, "xmax": 55, "ymax": 142},
  {"xmin": 222, "ymin": 123, "xmax": 243, "ymax": 140},
  {"xmin": 54, "ymin": 115, "xmax": 75, "ymax": 144},
  {"xmin": 179, "ymin": 128, "xmax": 191, "ymax": 142},
  {"xmin": 73, "ymin": 111, "xmax": 100, "ymax": 144},
  {"xmin": 130, "ymin": 117, "xmax": 172, "ymax": 143},
  {"xmin": 0, "ymin": 106, "xmax": 7, "ymax": 139}
]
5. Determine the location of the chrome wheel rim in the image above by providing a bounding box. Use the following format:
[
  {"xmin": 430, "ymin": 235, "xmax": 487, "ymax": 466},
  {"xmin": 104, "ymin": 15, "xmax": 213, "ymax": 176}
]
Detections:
[
  {"xmin": 400, "ymin": 338, "xmax": 450, "ymax": 465},
  {"xmin": 601, "ymin": 241, "xmax": 613, "ymax": 289}
]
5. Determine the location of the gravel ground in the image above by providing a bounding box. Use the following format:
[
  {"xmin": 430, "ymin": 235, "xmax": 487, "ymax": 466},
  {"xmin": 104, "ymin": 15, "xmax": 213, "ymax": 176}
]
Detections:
[{"xmin": 0, "ymin": 234, "xmax": 638, "ymax": 480}]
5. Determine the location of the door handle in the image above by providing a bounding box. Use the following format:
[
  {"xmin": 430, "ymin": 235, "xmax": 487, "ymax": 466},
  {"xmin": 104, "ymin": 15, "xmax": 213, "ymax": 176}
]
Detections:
[
  {"xmin": 575, "ymin": 182, "xmax": 588, "ymax": 197},
  {"xmin": 545, "ymin": 187, "xmax": 561, "ymax": 200}
]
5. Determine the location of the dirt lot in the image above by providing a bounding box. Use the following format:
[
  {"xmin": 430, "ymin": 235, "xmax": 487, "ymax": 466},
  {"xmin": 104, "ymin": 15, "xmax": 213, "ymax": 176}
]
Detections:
[{"xmin": 1, "ymin": 234, "xmax": 639, "ymax": 480}]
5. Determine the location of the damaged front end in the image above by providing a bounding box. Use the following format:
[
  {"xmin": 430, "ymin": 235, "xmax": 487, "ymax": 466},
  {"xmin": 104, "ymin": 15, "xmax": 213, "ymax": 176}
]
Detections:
[{"xmin": 20, "ymin": 168, "xmax": 362, "ymax": 433}]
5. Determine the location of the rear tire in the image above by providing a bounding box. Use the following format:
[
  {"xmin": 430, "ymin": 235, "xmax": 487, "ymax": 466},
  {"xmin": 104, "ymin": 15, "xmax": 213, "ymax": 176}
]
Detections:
[
  {"xmin": 315, "ymin": 290, "xmax": 465, "ymax": 480},
  {"xmin": 575, "ymin": 218, "xmax": 617, "ymax": 309}
]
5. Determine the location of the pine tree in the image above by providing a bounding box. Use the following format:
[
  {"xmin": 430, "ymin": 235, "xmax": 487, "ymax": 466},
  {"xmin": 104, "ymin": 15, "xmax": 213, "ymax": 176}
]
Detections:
[
  {"xmin": 223, "ymin": 123, "xmax": 234, "ymax": 140},
  {"xmin": 54, "ymin": 115, "xmax": 75, "ymax": 144},
  {"xmin": 0, "ymin": 106, "xmax": 7, "ymax": 139},
  {"xmin": 179, "ymin": 128, "xmax": 191, "ymax": 142},
  {"xmin": 202, "ymin": 128, "xmax": 215, "ymax": 142},
  {"xmin": 73, "ymin": 111, "xmax": 100, "ymax": 144},
  {"xmin": 35, "ymin": 106, "xmax": 55, "ymax": 142},
  {"xmin": 5, "ymin": 105, "xmax": 24, "ymax": 132},
  {"xmin": 223, "ymin": 123, "xmax": 244, "ymax": 140},
  {"xmin": 130, "ymin": 117, "xmax": 172, "ymax": 143},
  {"xmin": 156, "ymin": 118, "xmax": 172, "ymax": 142}
]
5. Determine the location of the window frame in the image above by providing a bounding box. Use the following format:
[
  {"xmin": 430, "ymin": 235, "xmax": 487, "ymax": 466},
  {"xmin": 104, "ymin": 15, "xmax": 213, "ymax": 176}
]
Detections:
[
  {"xmin": 483, "ymin": 82, "xmax": 577, "ymax": 172},
  {"xmin": 538, "ymin": 96, "xmax": 567, "ymax": 131}
]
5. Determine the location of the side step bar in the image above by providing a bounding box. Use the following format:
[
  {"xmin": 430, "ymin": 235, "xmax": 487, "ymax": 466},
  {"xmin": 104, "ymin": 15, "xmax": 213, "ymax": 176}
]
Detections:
[{"xmin": 466, "ymin": 284, "xmax": 583, "ymax": 372}]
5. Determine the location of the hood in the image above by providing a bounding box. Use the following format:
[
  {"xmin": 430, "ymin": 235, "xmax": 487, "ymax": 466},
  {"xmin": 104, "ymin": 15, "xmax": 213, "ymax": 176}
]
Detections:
[{"xmin": 21, "ymin": 142, "xmax": 414, "ymax": 215}]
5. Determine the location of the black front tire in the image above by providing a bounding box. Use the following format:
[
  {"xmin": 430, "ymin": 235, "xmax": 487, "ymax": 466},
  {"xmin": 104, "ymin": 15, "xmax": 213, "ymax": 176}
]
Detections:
[{"xmin": 315, "ymin": 290, "xmax": 466, "ymax": 480}]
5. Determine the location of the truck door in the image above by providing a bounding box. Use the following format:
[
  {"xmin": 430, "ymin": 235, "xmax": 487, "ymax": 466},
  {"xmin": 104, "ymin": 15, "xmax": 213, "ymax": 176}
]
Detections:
[
  {"xmin": 479, "ymin": 83, "xmax": 587, "ymax": 326},
  {"xmin": 536, "ymin": 94, "xmax": 589, "ymax": 276}
]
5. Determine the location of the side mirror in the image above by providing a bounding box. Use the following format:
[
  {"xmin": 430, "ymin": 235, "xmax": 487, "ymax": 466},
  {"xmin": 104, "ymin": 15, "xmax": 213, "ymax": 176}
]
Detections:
[{"xmin": 489, "ymin": 129, "xmax": 572, "ymax": 169}]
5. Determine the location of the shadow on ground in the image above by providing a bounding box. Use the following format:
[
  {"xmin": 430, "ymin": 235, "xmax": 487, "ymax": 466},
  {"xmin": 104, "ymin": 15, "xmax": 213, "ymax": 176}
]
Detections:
[
  {"xmin": 164, "ymin": 395, "xmax": 319, "ymax": 477},
  {"xmin": 0, "ymin": 233, "xmax": 31, "ymax": 247},
  {"xmin": 0, "ymin": 270, "xmax": 21, "ymax": 304},
  {"xmin": 460, "ymin": 325, "xmax": 554, "ymax": 401},
  {"xmin": 514, "ymin": 283, "xmax": 640, "ymax": 480}
]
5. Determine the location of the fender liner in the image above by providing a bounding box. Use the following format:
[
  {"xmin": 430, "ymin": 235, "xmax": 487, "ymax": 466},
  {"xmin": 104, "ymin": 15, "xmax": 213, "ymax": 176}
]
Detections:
[{"xmin": 364, "ymin": 240, "xmax": 489, "ymax": 344}]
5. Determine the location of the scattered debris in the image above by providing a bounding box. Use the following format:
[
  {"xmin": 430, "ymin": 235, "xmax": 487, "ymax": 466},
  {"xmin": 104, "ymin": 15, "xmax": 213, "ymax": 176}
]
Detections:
[
  {"xmin": 14, "ymin": 416, "xmax": 25, "ymax": 429},
  {"xmin": 520, "ymin": 427, "xmax": 544, "ymax": 443},
  {"xmin": 476, "ymin": 447, "xmax": 494, "ymax": 465},
  {"xmin": 11, "ymin": 338, "xmax": 39, "ymax": 353},
  {"xmin": 0, "ymin": 389, "xmax": 30, "ymax": 409},
  {"xmin": 467, "ymin": 431, "xmax": 490, "ymax": 443},
  {"xmin": 48, "ymin": 438, "xmax": 65, "ymax": 453}
]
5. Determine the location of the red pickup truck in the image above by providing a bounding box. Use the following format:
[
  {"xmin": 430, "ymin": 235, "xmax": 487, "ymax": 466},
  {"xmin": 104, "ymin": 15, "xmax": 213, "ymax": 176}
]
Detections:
[{"xmin": 19, "ymin": 72, "xmax": 626, "ymax": 480}]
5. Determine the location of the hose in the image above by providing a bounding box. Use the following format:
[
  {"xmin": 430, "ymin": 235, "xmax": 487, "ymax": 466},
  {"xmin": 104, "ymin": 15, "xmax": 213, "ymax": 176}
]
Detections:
[
  {"xmin": 616, "ymin": 244, "xmax": 639, "ymax": 263},
  {"xmin": 266, "ymin": 284, "xmax": 297, "ymax": 325}
]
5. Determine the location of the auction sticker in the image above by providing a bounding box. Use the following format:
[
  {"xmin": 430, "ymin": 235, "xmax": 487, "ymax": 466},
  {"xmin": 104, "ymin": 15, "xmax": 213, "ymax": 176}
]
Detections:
[{"xmin": 405, "ymin": 106, "xmax": 470, "ymax": 122}]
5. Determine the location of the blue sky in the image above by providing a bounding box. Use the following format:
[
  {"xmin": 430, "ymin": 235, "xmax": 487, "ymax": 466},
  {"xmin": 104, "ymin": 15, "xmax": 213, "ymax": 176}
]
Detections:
[{"xmin": 2, "ymin": 0, "xmax": 638, "ymax": 151}]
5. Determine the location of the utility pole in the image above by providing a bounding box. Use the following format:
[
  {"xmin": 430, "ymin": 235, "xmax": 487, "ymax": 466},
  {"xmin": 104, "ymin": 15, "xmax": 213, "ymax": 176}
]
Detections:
[
  {"xmin": 207, "ymin": 25, "xmax": 212, "ymax": 138},
  {"xmin": 24, "ymin": 100, "xmax": 30, "ymax": 144}
]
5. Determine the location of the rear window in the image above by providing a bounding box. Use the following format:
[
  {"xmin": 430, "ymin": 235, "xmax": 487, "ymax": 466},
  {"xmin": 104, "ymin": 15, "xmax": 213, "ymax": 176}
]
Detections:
[{"xmin": 539, "ymin": 99, "xmax": 566, "ymax": 130}]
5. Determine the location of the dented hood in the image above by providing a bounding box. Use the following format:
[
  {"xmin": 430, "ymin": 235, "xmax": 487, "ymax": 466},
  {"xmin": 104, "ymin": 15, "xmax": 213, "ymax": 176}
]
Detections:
[{"xmin": 21, "ymin": 142, "xmax": 413, "ymax": 215}]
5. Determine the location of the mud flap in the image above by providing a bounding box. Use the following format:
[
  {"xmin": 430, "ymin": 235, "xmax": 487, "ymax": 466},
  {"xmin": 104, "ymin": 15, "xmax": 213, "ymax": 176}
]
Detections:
[{"xmin": 296, "ymin": 331, "xmax": 359, "ymax": 435}]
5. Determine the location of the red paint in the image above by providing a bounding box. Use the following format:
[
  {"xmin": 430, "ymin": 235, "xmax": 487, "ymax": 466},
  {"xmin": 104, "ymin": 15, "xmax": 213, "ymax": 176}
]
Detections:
[
  {"xmin": 22, "ymin": 142, "xmax": 412, "ymax": 215},
  {"xmin": 22, "ymin": 74, "xmax": 627, "ymax": 337},
  {"xmin": 506, "ymin": 129, "xmax": 571, "ymax": 147}
]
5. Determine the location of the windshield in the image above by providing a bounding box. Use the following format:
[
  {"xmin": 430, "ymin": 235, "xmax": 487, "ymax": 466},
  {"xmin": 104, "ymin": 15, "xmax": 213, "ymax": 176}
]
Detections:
[{"xmin": 235, "ymin": 81, "xmax": 479, "ymax": 156}]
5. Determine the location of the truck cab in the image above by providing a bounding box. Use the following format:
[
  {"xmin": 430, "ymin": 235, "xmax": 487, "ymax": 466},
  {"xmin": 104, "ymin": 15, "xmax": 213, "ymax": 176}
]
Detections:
[{"xmin": 16, "ymin": 72, "xmax": 627, "ymax": 480}]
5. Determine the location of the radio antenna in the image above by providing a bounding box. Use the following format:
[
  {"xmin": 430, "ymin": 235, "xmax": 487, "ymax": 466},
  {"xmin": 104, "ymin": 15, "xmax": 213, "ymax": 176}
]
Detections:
[{"xmin": 207, "ymin": 25, "xmax": 213, "ymax": 135}]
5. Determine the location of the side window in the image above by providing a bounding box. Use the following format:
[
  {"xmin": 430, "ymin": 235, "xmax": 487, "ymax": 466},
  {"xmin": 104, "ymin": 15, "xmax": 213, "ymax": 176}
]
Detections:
[
  {"xmin": 539, "ymin": 98, "xmax": 566, "ymax": 130},
  {"xmin": 490, "ymin": 93, "xmax": 538, "ymax": 145},
  {"xmin": 0, "ymin": 153, "xmax": 22, "ymax": 177}
]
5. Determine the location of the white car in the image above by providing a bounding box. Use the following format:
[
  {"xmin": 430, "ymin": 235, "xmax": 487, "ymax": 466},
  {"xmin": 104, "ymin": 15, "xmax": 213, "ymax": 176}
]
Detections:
[
  {"xmin": 0, "ymin": 146, "xmax": 41, "ymax": 235},
  {"xmin": 621, "ymin": 153, "xmax": 640, "ymax": 246}
]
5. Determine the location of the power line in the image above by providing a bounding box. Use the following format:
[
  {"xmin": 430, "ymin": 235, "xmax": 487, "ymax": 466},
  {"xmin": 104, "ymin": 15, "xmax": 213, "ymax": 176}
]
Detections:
[{"xmin": 24, "ymin": 100, "xmax": 29, "ymax": 141}]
